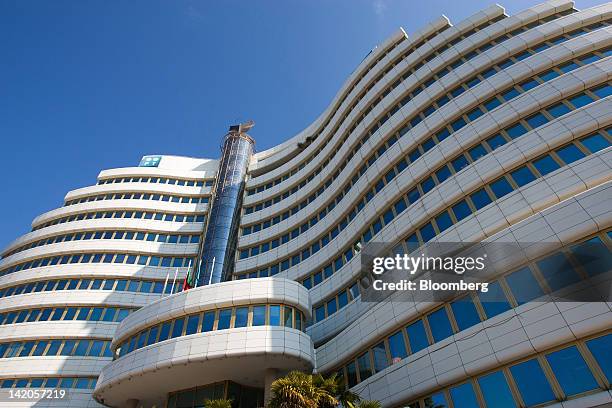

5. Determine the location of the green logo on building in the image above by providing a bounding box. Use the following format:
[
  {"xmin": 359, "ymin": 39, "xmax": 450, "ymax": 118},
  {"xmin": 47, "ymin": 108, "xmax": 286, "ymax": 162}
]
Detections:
[{"xmin": 139, "ymin": 156, "xmax": 161, "ymax": 167}]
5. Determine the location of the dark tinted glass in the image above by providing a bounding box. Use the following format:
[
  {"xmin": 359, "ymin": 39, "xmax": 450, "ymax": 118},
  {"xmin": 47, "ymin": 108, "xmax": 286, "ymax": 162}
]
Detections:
[
  {"xmin": 388, "ymin": 331, "xmax": 407, "ymax": 362},
  {"xmin": 546, "ymin": 346, "xmax": 597, "ymax": 396},
  {"xmin": 586, "ymin": 333, "xmax": 612, "ymax": 382},
  {"xmin": 510, "ymin": 166, "xmax": 536, "ymax": 187},
  {"xmin": 505, "ymin": 266, "xmax": 544, "ymax": 305},
  {"xmin": 217, "ymin": 309, "xmax": 231, "ymax": 330},
  {"xmin": 478, "ymin": 281, "xmax": 511, "ymax": 318},
  {"xmin": 470, "ymin": 189, "xmax": 492, "ymax": 210},
  {"xmin": 510, "ymin": 359, "xmax": 555, "ymax": 407},
  {"xmin": 537, "ymin": 253, "xmax": 581, "ymax": 292},
  {"xmin": 490, "ymin": 177, "xmax": 513, "ymax": 198},
  {"xmin": 450, "ymin": 297, "xmax": 481, "ymax": 330},
  {"xmin": 427, "ymin": 308, "xmax": 453, "ymax": 342},
  {"xmin": 406, "ymin": 320, "xmax": 429, "ymax": 353},
  {"xmin": 449, "ymin": 382, "xmax": 479, "ymax": 408},
  {"xmin": 533, "ymin": 155, "xmax": 560, "ymax": 176},
  {"xmin": 580, "ymin": 133, "xmax": 610, "ymax": 153},
  {"xmin": 478, "ymin": 370, "xmax": 517, "ymax": 408}
]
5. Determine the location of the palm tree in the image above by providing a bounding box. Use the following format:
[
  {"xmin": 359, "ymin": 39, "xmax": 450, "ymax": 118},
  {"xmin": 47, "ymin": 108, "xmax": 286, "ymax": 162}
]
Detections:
[
  {"xmin": 268, "ymin": 371, "xmax": 382, "ymax": 408},
  {"xmin": 314, "ymin": 372, "xmax": 360, "ymax": 408},
  {"xmin": 357, "ymin": 401, "xmax": 382, "ymax": 408},
  {"xmin": 203, "ymin": 398, "xmax": 232, "ymax": 408},
  {"xmin": 268, "ymin": 371, "xmax": 337, "ymax": 408}
]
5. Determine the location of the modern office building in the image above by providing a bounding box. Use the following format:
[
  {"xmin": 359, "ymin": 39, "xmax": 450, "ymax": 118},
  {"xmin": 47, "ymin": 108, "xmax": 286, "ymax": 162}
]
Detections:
[{"xmin": 1, "ymin": 0, "xmax": 611, "ymax": 407}]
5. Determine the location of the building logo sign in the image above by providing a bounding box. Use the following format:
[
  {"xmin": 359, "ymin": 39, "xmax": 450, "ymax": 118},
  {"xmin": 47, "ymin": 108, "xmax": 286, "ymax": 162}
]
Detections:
[{"xmin": 139, "ymin": 156, "xmax": 161, "ymax": 167}]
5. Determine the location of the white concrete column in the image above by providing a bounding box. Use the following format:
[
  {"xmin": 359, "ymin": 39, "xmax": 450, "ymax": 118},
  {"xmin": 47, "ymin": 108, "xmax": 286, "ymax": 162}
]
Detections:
[{"xmin": 264, "ymin": 368, "xmax": 279, "ymax": 406}]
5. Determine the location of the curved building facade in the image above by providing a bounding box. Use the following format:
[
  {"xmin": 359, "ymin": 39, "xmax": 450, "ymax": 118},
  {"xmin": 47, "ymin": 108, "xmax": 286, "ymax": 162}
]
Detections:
[{"xmin": 1, "ymin": 1, "xmax": 611, "ymax": 407}]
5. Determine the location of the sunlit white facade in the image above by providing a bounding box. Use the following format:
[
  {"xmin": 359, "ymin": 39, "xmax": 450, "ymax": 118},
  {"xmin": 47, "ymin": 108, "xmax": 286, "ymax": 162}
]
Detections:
[{"xmin": 1, "ymin": 1, "xmax": 611, "ymax": 407}]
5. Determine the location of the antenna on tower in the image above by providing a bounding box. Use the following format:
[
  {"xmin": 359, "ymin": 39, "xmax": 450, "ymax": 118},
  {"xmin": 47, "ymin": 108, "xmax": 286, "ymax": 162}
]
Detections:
[{"xmin": 228, "ymin": 120, "xmax": 255, "ymax": 133}]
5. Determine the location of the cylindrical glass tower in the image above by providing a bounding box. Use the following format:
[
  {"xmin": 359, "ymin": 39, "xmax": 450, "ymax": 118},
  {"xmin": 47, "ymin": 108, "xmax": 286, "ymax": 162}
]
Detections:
[{"xmin": 194, "ymin": 124, "xmax": 254, "ymax": 286}]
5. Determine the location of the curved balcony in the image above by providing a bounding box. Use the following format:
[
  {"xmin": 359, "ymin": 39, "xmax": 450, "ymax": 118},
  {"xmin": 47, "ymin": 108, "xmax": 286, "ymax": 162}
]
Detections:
[{"xmin": 93, "ymin": 278, "xmax": 314, "ymax": 408}]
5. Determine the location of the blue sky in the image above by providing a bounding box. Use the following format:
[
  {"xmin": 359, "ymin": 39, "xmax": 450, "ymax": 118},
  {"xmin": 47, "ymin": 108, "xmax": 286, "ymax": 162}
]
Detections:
[{"xmin": 0, "ymin": 0, "xmax": 602, "ymax": 249}]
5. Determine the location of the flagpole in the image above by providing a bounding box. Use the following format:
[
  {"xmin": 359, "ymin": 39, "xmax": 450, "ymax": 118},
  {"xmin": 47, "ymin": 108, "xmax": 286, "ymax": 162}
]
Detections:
[
  {"xmin": 171, "ymin": 268, "xmax": 179, "ymax": 294},
  {"xmin": 162, "ymin": 272, "xmax": 169, "ymax": 298}
]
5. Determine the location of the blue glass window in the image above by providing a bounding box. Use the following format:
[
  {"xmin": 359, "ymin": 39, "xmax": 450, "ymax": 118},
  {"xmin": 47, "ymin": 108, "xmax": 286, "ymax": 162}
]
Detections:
[
  {"xmin": 505, "ymin": 266, "xmax": 544, "ymax": 305},
  {"xmin": 586, "ymin": 333, "xmax": 612, "ymax": 382},
  {"xmin": 580, "ymin": 133, "xmax": 610, "ymax": 153},
  {"xmin": 435, "ymin": 212, "xmax": 453, "ymax": 232},
  {"xmin": 217, "ymin": 310, "xmax": 231, "ymax": 330},
  {"xmin": 338, "ymin": 291, "xmax": 348, "ymax": 308},
  {"xmin": 546, "ymin": 346, "xmax": 597, "ymax": 396},
  {"xmin": 520, "ymin": 79, "xmax": 539, "ymax": 91},
  {"xmin": 450, "ymin": 297, "xmax": 481, "ymax": 330},
  {"xmin": 539, "ymin": 70, "xmax": 559, "ymax": 82},
  {"xmin": 419, "ymin": 223, "xmax": 436, "ymax": 242},
  {"xmin": 423, "ymin": 138, "xmax": 435, "ymax": 151},
  {"xmin": 451, "ymin": 155, "xmax": 469, "ymax": 172},
  {"xmin": 74, "ymin": 340, "xmax": 90, "ymax": 356},
  {"xmin": 201, "ymin": 311, "xmax": 215, "ymax": 332},
  {"xmin": 284, "ymin": 307, "xmax": 294, "ymax": 328},
  {"xmin": 269, "ymin": 305, "xmax": 281, "ymax": 326},
  {"xmin": 388, "ymin": 331, "xmax": 407, "ymax": 362},
  {"xmin": 502, "ymin": 88, "xmax": 519, "ymax": 101},
  {"xmin": 171, "ymin": 318, "xmax": 184, "ymax": 338},
  {"xmin": 347, "ymin": 362, "xmax": 358, "ymax": 388},
  {"xmin": 478, "ymin": 281, "xmax": 511, "ymax": 318},
  {"xmin": 510, "ymin": 166, "xmax": 536, "ymax": 187},
  {"xmin": 427, "ymin": 308, "xmax": 453, "ymax": 342},
  {"xmin": 569, "ymin": 93, "xmax": 594, "ymax": 109},
  {"xmin": 185, "ymin": 314, "xmax": 199, "ymax": 335},
  {"xmin": 559, "ymin": 61, "xmax": 579, "ymax": 73},
  {"xmin": 326, "ymin": 298, "xmax": 337, "ymax": 316},
  {"xmin": 478, "ymin": 370, "xmax": 517, "ymax": 408},
  {"xmin": 555, "ymin": 144, "xmax": 585, "ymax": 164},
  {"xmin": 570, "ymin": 237, "xmax": 612, "ymax": 277},
  {"xmin": 372, "ymin": 342, "xmax": 388, "ymax": 372},
  {"xmin": 470, "ymin": 188, "xmax": 492, "ymax": 210},
  {"xmin": 484, "ymin": 97, "xmax": 501, "ymax": 111},
  {"xmin": 357, "ymin": 352, "xmax": 372, "ymax": 382},
  {"xmin": 394, "ymin": 198, "xmax": 407, "ymax": 214},
  {"xmin": 469, "ymin": 145, "xmax": 487, "ymax": 161},
  {"xmin": 451, "ymin": 117, "xmax": 466, "ymax": 131},
  {"xmin": 526, "ymin": 113, "xmax": 549, "ymax": 129},
  {"xmin": 467, "ymin": 107, "xmax": 484, "ymax": 121},
  {"xmin": 449, "ymin": 382, "xmax": 479, "ymax": 408},
  {"xmin": 421, "ymin": 177, "xmax": 435, "ymax": 194},
  {"xmin": 506, "ymin": 123, "xmax": 527, "ymax": 139},
  {"xmin": 592, "ymin": 84, "xmax": 612, "ymax": 99},
  {"xmin": 436, "ymin": 128, "xmax": 450, "ymax": 142},
  {"xmin": 490, "ymin": 177, "xmax": 513, "ymax": 199},
  {"xmin": 510, "ymin": 358, "xmax": 555, "ymax": 407},
  {"xmin": 486, "ymin": 134, "xmax": 506, "ymax": 150},
  {"xmin": 158, "ymin": 322, "xmax": 171, "ymax": 341},
  {"xmin": 251, "ymin": 306, "xmax": 266, "ymax": 326},
  {"xmin": 234, "ymin": 307, "xmax": 248, "ymax": 328},
  {"xmin": 406, "ymin": 320, "xmax": 429, "ymax": 354},
  {"xmin": 537, "ymin": 253, "xmax": 581, "ymax": 292},
  {"xmin": 533, "ymin": 155, "xmax": 560, "ymax": 176},
  {"xmin": 407, "ymin": 188, "xmax": 420, "ymax": 204},
  {"xmin": 428, "ymin": 391, "xmax": 448, "ymax": 408},
  {"xmin": 452, "ymin": 200, "xmax": 472, "ymax": 222},
  {"xmin": 436, "ymin": 166, "xmax": 451, "ymax": 183},
  {"xmin": 547, "ymin": 102, "xmax": 570, "ymax": 118}
]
